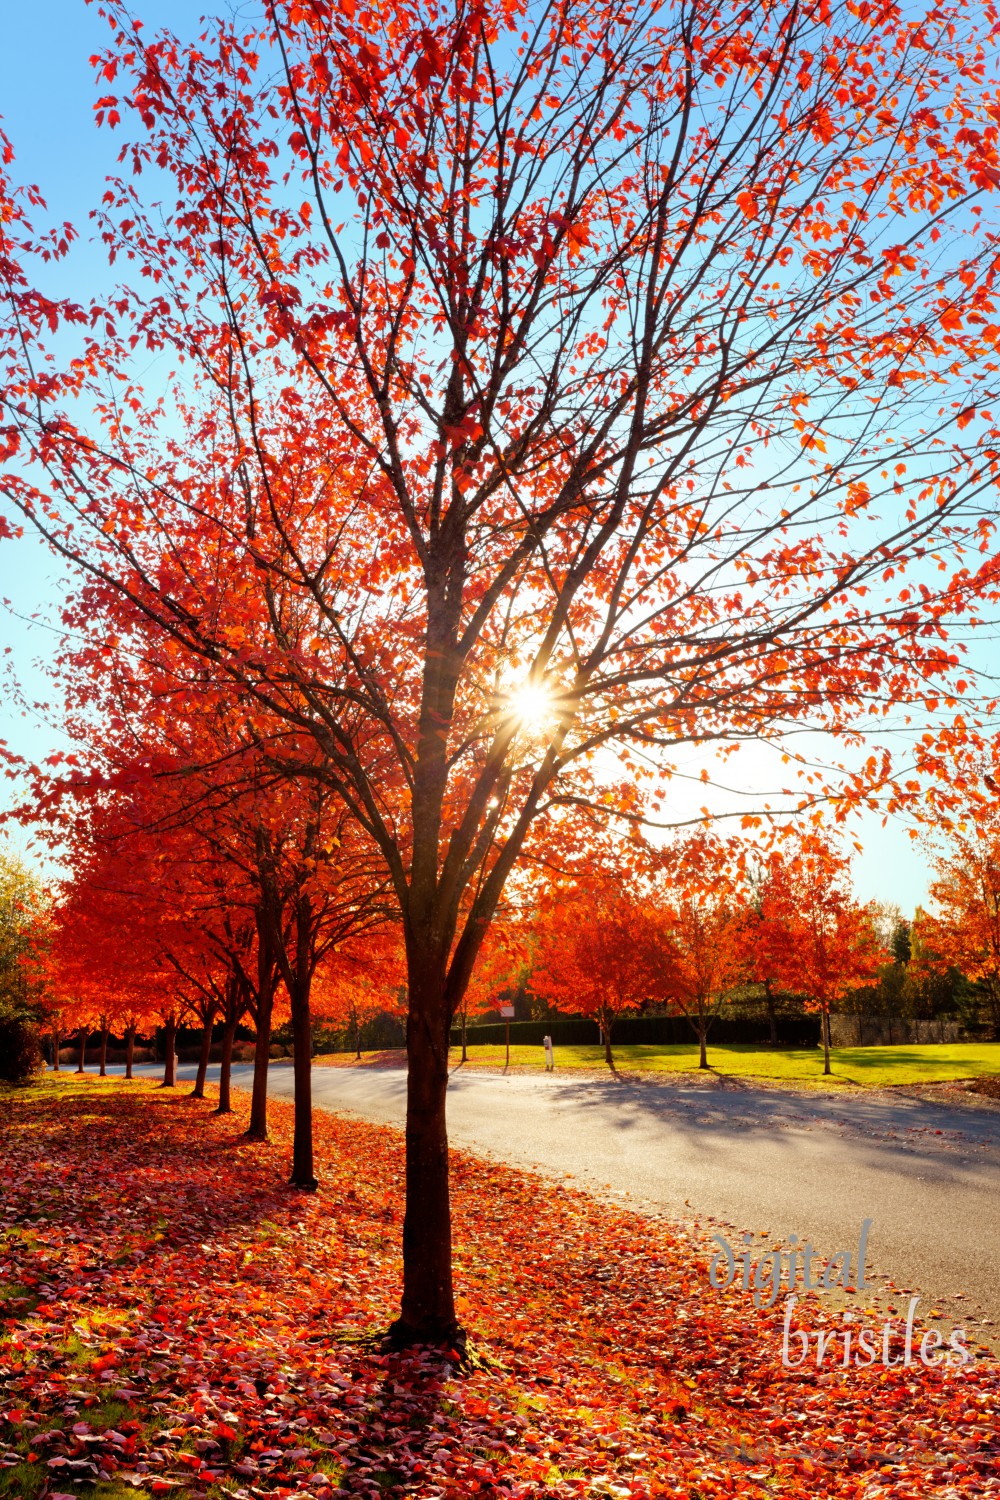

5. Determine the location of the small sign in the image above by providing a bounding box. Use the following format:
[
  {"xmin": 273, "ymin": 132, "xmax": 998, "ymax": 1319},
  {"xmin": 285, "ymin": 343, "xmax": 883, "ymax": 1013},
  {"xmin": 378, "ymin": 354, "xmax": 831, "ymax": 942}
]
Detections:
[{"xmin": 499, "ymin": 1005, "xmax": 515, "ymax": 1018}]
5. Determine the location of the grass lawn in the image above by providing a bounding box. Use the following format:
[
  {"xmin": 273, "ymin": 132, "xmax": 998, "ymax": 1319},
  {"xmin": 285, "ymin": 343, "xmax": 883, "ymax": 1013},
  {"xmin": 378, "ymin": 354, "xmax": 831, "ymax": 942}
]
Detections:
[
  {"xmin": 1, "ymin": 1074, "xmax": 997, "ymax": 1499},
  {"xmin": 321, "ymin": 1040, "xmax": 1000, "ymax": 1089},
  {"xmin": 455, "ymin": 1040, "xmax": 1000, "ymax": 1087}
]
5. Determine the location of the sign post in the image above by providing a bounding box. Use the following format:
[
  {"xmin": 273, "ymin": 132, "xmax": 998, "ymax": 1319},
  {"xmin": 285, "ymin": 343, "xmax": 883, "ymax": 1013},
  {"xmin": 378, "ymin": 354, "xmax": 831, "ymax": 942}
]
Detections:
[{"xmin": 499, "ymin": 1004, "xmax": 515, "ymax": 1069}]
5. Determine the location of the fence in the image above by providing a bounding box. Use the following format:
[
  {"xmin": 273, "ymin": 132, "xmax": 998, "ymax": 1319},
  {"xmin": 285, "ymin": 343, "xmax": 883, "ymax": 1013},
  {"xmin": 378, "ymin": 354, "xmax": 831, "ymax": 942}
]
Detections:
[
  {"xmin": 828, "ymin": 1015, "xmax": 968, "ymax": 1047},
  {"xmin": 449, "ymin": 1014, "xmax": 821, "ymax": 1048},
  {"xmin": 56, "ymin": 1046, "xmax": 157, "ymax": 1066}
]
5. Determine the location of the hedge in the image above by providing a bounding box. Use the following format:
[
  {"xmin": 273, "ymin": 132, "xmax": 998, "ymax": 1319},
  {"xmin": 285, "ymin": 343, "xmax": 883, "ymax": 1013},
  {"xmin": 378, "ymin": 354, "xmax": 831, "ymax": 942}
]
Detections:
[
  {"xmin": 449, "ymin": 1014, "xmax": 821, "ymax": 1048},
  {"xmin": 0, "ymin": 1015, "xmax": 43, "ymax": 1084}
]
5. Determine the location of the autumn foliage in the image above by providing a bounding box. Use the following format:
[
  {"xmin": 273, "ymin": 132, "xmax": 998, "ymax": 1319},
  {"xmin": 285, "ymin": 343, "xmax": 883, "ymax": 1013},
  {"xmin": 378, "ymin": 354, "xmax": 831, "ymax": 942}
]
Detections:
[
  {"xmin": 751, "ymin": 837, "xmax": 884, "ymax": 1070},
  {"xmin": 917, "ymin": 814, "xmax": 1000, "ymax": 1036},
  {"xmin": 532, "ymin": 872, "xmax": 664, "ymax": 1064},
  {"xmin": 4, "ymin": 0, "xmax": 1000, "ymax": 1341},
  {"xmin": 2, "ymin": 1077, "xmax": 999, "ymax": 1499}
]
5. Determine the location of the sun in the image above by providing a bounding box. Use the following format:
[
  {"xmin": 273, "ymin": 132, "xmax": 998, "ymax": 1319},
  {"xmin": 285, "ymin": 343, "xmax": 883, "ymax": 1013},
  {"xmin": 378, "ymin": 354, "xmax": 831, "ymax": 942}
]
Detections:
[{"xmin": 507, "ymin": 680, "xmax": 555, "ymax": 735}]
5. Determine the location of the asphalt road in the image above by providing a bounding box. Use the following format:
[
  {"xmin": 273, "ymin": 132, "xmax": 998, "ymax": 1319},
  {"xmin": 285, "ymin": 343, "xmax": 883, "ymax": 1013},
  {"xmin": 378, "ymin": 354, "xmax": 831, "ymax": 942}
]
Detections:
[{"xmin": 122, "ymin": 1060, "xmax": 1000, "ymax": 1347}]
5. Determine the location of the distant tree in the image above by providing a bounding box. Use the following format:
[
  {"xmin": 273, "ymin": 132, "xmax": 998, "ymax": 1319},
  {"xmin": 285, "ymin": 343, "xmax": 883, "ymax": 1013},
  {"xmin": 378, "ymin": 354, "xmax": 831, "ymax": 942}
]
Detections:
[
  {"xmin": 760, "ymin": 836, "xmax": 884, "ymax": 1073},
  {"xmin": 0, "ymin": 850, "xmax": 50, "ymax": 1015},
  {"xmin": 653, "ymin": 835, "xmax": 746, "ymax": 1069},
  {"xmin": 533, "ymin": 874, "xmax": 663, "ymax": 1069},
  {"xmin": 739, "ymin": 853, "xmax": 808, "ymax": 1046},
  {"xmin": 891, "ymin": 921, "xmax": 913, "ymax": 968},
  {"xmin": 839, "ymin": 904, "xmax": 914, "ymax": 1041},
  {"xmin": 917, "ymin": 826, "xmax": 1000, "ymax": 1038},
  {"xmin": 0, "ymin": 852, "xmax": 50, "ymax": 1083},
  {"xmin": 906, "ymin": 916, "xmax": 975, "ymax": 1030},
  {"xmin": 314, "ymin": 940, "xmax": 406, "ymax": 1066}
]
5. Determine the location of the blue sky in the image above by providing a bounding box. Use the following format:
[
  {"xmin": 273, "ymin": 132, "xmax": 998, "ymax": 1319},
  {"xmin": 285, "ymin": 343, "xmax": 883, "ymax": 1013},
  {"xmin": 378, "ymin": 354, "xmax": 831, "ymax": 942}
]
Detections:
[
  {"xmin": 0, "ymin": 0, "xmax": 220, "ymax": 863},
  {"xmin": 0, "ymin": 1, "xmax": 974, "ymax": 913}
]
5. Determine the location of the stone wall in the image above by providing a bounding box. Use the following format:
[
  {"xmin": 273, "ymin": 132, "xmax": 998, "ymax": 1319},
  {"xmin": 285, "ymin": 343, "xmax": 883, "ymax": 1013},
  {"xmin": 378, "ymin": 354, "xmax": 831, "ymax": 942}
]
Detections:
[{"xmin": 828, "ymin": 1015, "xmax": 963, "ymax": 1047}]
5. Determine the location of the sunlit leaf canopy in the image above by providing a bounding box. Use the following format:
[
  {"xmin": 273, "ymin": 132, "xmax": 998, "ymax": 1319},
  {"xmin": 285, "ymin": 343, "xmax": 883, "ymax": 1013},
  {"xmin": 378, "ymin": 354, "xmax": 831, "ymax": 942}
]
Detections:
[{"xmin": 3, "ymin": 0, "xmax": 1000, "ymax": 871}]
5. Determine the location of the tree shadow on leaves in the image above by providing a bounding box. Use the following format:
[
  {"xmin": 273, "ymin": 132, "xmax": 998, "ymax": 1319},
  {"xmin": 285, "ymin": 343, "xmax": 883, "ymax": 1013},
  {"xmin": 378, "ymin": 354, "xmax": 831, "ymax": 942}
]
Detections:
[{"xmin": 10, "ymin": 1080, "xmax": 317, "ymax": 1262}]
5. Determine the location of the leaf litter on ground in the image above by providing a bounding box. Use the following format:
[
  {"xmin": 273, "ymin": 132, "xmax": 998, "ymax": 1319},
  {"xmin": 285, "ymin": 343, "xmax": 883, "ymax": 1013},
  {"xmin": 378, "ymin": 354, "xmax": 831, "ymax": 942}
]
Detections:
[{"xmin": 0, "ymin": 1076, "xmax": 997, "ymax": 1499}]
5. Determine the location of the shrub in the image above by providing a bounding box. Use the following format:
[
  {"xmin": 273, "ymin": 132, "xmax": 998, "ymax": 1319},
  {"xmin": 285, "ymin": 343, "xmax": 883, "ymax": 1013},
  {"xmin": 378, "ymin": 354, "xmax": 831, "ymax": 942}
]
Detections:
[{"xmin": 0, "ymin": 1014, "xmax": 43, "ymax": 1084}]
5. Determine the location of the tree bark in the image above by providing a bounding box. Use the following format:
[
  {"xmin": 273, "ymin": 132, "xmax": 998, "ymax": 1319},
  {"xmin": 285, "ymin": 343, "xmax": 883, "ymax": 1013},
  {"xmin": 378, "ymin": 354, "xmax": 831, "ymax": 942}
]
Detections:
[
  {"xmin": 699, "ymin": 1025, "xmax": 708, "ymax": 1070},
  {"xmin": 99, "ymin": 1027, "xmax": 109, "ymax": 1077},
  {"xmin": 354, "ymin": 1007, "xmax": 362, "ymax": 1061},
  {"xmin": 52, "ymin": 1031, "xmax": 60, "ymax": 1072},
  {"xmin": 76, "ymin": 1027, "xmax": 87, "ymax": 1074},
  {"xmin": 161, "ymin": 1016, "xmax": 177, "ymax": 1087},
  {"xmin": 764, "ymin": 978, "xmax": 778, "ymax": 1047},
  {"xmin": 822, "ymin": 1008, "xmax": 832, "ymax": 1075},
  {"xmin": 216, "ymin": 1015, "xmax": 237, "ymax": 1115},
  {"xmin": 125, "ymin": 1023, "xmax": 136, "ymax": 1080},
  {"xmin": 191, "ymin": 1021, "xmax": 212, "ymax": 1099},
  {"xmin": 388, "ymin": 971, "xmax": 458, "ymax": 1347},
  {"xmin": 602, "ymin": 1011, "xmax": 614, "ymax": 1069},
  {"xmin": 461, "ymin": 1011, "xmax": 467, "ymax": 1064},
  {"xmin": 289, "ymin": 977, "xmax": 317, "ymax": 1189},
  {"xmin": 244, "ymin": 992, "xmax": 274, "ymax": 1139}
]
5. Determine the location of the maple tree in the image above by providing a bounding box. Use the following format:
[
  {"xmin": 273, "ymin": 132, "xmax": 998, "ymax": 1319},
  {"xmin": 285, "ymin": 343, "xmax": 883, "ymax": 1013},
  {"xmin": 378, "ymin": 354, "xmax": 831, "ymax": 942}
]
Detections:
[
  {"xmin": 653, "ymin": 835, "xmax": 746, "ymax": 1068},
  {"xmin": 317, "ymin": 945, "xmax": 406, "ymax": 1061},
  {"xmin": 751, "ymin": 833, "xmax": 885, "ymax": 1073},
  {"xmin": 4, "ymin": 0, "xmax": 1000, "ymax": 1341},
  {"xmin": 741, "ymin": 855, "xmax": 797, "ymax": 1047},
  {"xmin": 42, "ymin": 786, "xmax": 189, "ymax": 1062},
  {"xmin": 916, "ymin": 815, "xmax": 1000, "ymax": 1037},
  {"xmin": 533, "ymin": 872, "xmax": 663, "ymax": 1066},
  {"xmin": 239, "ymin": 785, "xmax": 395, "ymax": 1184},
  {"xmin": 21, "ymin": 589, "xmax": 401, "ymax": 1176},
  {"xmin": 165, "ymin": 951, "xmax": 226, "ymax": 1099},
  {"xmin": 46, "ymin": 905, "xmax": 160, "ymax": 1081},
  {"xmin": 52, "ymin": 755, "xmax": 394, "ymax": 1176},
  {"xmin": 120, "ymin": 1004, "xmax": 150, "ymax": 1081}
]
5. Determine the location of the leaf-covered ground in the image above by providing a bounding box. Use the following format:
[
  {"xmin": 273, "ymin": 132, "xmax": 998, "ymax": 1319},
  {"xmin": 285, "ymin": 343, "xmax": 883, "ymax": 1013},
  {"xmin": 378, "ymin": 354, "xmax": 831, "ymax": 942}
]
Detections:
[{"xmin": 1, "ymin": 1078, "xmax": 998, "ymax": 1500}]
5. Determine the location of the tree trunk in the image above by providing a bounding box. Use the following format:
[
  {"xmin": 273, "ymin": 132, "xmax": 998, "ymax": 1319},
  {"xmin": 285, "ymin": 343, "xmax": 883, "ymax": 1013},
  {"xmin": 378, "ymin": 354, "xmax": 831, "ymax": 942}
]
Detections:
[
  {"xmin": 191, "ymin": 1022, "xmax": 212, "ymax": 1099},
  {"xmin": 603, "ymin": 1012, "xmax": 614, "ymax": 1069},
  {"xmin": 99, "ymin": 1027, "xmax": 109, "ymax": 1077},
  {"xmin": 244, "ymin": 993, "xmax": 274, "ymax": 1140},
  {"xmin": 388, "ymin": 971, "xmax": 458, "ymax": 1347},
  {"xmin": 461, "ymin": 1011, "xmax": 467, "ymax": 1064},
  {"xmin": 52, "ymin": 1031, "xmax": 60, "ymax": 1072},
  {"xmin": 699, "ymin": 1025, "xmax": 708, "ymax": 1070},
  {"xmin": 76, "ymin": 1027, "xmax": 87, "ymax": 1073},
  {"xmin": 216, "ymin": 1015, "xmax": 237, "ymax": 1115},
  {"xmin": 822, "ymin": 1008, "xmax": 832, "ymax": 1075},
  {"xmin": 354, "ymin": 1008, "xmax": 362, "ymax": 1061},
  {"xmin": 289, "ymin": 978, "xmax": 318, "ymax": 1190},
  {"xmin": 764, "ymin": 978, "xmax": 778, "ymax": 1047},
  {"xmin": 161, "ymin": 1016, "xmax": 177, "ymax": 1087},
  {"xmin": 125, "ymin": 1024, "xmax": 136, "ymax": 1080}
]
